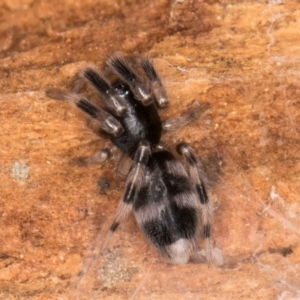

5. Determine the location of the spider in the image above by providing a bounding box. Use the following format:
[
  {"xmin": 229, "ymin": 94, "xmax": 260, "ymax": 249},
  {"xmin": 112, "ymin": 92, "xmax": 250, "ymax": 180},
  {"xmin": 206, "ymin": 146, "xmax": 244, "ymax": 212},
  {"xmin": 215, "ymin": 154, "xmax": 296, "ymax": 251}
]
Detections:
[{"xmin": 46, "ymin": 53, "xmax": 217, "ymax": 265}]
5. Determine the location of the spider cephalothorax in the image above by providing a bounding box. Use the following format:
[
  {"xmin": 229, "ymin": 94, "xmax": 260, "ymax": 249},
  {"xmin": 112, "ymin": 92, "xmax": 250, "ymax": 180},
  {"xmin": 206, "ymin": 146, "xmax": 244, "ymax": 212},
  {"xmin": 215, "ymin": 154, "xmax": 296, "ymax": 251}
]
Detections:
[{"xmin": 46, "ymin": 52, "xmax": 217, "ymax": 265}]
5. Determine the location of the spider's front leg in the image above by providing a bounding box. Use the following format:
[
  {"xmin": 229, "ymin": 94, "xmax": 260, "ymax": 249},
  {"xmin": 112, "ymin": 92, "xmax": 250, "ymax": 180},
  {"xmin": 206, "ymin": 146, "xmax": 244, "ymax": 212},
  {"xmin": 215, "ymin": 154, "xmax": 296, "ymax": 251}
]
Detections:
[
  {"xmin": 71, "ymin": 66, "xmax": 127, "ymax": 117},
  {"xmin": 106, "ymin": 52, "xmax": 153, "ymax": 106},
  {"xmin": 46, "ymin": 89, "xmax": 124, "ymax": 137},
  {"xmin": 101, "ymin": 141, "xmax": 150, "ymax": 252},
  {"xmin": 46, "ymin": 89, "xmax": 125, "ymax": 166},
  {"xmin": 139, "ymin": 56, "xmax": 169, "ymax": 108}
]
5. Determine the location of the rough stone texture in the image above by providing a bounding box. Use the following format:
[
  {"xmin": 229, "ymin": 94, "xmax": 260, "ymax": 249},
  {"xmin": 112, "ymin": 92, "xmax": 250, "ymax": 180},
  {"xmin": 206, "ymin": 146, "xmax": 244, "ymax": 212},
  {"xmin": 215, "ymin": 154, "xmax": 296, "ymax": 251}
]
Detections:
[{"xmin": 1, "ymin": 0, "xmax": 300, "ymax": 299}]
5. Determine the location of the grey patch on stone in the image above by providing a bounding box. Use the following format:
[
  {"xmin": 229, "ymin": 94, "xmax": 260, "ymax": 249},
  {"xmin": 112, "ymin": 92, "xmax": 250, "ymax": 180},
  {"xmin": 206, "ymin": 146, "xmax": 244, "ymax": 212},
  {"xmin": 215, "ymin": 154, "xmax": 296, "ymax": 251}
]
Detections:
[
  {"xmin": 204, "ymin": 118, "xmax": 212, "ymax": 125},
  {"xmin": 98, "ymin": 249, "xmax": 139, "ymax": 288},
  {"xmin": 10, "ymin": 161, "xmax": 29, "ymax": 182}
]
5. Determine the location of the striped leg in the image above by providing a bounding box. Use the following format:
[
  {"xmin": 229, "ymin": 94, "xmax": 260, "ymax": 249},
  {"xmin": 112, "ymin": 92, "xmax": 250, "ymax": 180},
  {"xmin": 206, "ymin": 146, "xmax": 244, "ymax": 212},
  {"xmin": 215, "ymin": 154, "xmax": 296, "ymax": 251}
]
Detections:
[
  {"xmin": 71, "ymin": 66, "xmax": 127, "ymax": 117},
  {"xmin": 106, "ymin": 52, "xmax": 153, "ymax": 106},
  {"xmin": 176, "ymin": 143, "xmax": 213, "ymax": 263},
  {"xmin": 101, "ymin": 141, "xmax": 150, "ymax": 252},
  {"xmin": 71, "ymin": 148, "xmax": 110, "ymax": 167},
  {"xmin": 46, "ymin": 89, "xmax": 123, "ymax": 137},
  {"xmin": 140, "ymin": 56, "xmax": 169, "ymax": 108},
  {"xmin": 162, "ymin": 101, "xmax": 209, "ymax": 132}
]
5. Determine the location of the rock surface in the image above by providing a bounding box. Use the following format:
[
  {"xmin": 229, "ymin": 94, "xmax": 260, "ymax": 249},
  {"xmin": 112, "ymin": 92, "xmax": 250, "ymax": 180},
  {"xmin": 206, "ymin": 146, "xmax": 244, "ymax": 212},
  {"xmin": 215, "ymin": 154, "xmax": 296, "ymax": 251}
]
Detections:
[{"xmin": 0, "ymin": 0, "xmax": 300, "ymax": 299}]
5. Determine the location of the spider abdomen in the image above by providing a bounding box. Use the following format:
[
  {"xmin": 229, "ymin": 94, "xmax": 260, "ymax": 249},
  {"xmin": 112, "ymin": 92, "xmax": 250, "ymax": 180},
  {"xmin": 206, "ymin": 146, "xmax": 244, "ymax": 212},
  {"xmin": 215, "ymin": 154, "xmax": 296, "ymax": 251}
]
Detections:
[{"xmin": 133, "ymin": 150, "xmax": 200, "ymax": 264}]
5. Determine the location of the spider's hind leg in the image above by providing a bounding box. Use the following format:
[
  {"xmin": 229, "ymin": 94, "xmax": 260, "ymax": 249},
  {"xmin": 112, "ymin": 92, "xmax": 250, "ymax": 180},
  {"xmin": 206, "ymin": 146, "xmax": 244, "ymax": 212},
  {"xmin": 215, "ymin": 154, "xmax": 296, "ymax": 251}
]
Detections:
[
  {"xmin": 101, "ymin": 141, "xmax": 150, "ymax": 252},
  {"xmin": 176, "ymin": 143, "xmax": 214, "ymax": 264}
]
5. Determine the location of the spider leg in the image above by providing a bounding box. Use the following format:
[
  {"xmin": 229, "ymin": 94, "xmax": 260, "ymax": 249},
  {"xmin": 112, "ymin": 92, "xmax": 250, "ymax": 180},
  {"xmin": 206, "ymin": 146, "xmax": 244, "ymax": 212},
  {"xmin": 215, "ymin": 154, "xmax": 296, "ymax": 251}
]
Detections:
[
  {"xmin": 114, "ymin": 153, "xmax": 132, "ymax": 179},
  {"xmin": 101, "ymin": 141, "xmax": 150, "ymax": 252},
  {"xmin": 162, "ymin": 101, "xmax": 207, "ymax": 132},
  {"xmin": 100, "ymin": 145, "xmax": 131, "ymax": 178},
  {"xmin": 46, "ymin": 89, "xmax": 124, "ymax": 137},
  {"xmin": 176, "ymin": 143, "xmax": 213, "ymax": 263},
  {"xmin": 71, "ymin": 66, "xmax": 127, "ymax": 117},
  {"xmin": 72, "ymin": 148, "xmax": 111, "ymax": 167},
  {"xmin": 94, "ymin": 146, "xmax": 132, "ymax": 178},
  {"xmin": 106, "ymin": 52, "xmax": 153, "ymax": 106},
  {"xmin": 140, "ymin": 56, "xmax": 169, "ymax": 108}
]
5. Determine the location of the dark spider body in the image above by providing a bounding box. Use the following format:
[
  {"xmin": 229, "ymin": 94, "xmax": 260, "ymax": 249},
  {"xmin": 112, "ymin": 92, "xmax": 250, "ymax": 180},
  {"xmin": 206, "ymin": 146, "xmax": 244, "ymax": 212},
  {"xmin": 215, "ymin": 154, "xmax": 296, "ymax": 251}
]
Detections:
[
  {"xmin": 46, "ymin": 53, "xmax": 214, "ymax": 264},
  {"xmin": 108, "ymin": 82, "xmax": 162, "ymax": 156}
]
